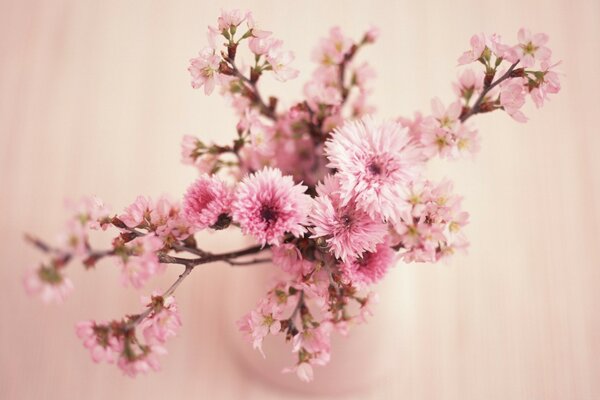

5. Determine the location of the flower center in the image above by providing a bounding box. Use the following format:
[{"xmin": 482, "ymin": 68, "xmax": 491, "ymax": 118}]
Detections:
[
  {"xmin": 261, "ymin": 205, "xmax": 278, "ymax": 224},
  {"xmin": 522, "ymin": 42, "xmax": 538, "ymax": 55},
  {"xmin": 356, "ymin": 252, "xmax": 372, "ymax": 269},
  {"xmin": 368, "ymin": 162, "xmax": 382, "ymax": 175},
  {"xmin": 341, "ymin": 214, "xmax": 352, "ymax": 226}
]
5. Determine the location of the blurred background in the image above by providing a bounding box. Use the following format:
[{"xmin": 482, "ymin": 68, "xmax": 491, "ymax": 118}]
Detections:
[{"xmin": 1, "ymin": 0, "xmax": 598, "ymax": 399}]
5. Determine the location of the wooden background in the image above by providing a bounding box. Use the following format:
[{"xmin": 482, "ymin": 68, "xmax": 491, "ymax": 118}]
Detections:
[{"xmin": 1, "ymin": 0, "xmax": 598, "ymax": 398}]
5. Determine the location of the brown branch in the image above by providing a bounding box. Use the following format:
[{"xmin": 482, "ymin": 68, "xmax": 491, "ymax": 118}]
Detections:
[
  {"xmin": 285, "ymin": 290, "xmax": 305, "ymax": 336},
  {"xmin": 24, "ymin": 233, "xmax": 57, "ymax": 253},
  {"xmin": 126, "ymin": 244, "xmax": 269, "ymax": 328},
  {"xmin": 338, "ymin": 42, "xmax": 365, "ymax": 107},
  {"xmin": 26, "ymin": 233, "xmax": 269, "ymax": 270},
  {"xmin": 226, "ymin": 257, "xmax": 272, "ymax": 266},
  {"xmin": 126, "ymin": 264, "xmax": 194, "ymax": 329},
  {"xmin": 460, "ymin": 61, "xmax": 519, "ymax": 122},
  {"xmin": 225, "ymin": 57, "xmax": 276, "ymax": 120},
  {"xmin": 289, "ymin": 290, "xmax": 305, "ymax": 322}
]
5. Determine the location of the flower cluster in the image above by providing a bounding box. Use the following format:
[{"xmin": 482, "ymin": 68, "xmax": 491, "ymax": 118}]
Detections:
[
  {"xmin": 75, "ymin": 295, "xmax": 181, "ymax": 376},
  {"xmin": 394, "ymin": 180, "xmax": 469, "ymax": 263},
  {"xmin": 24, "ymin": 10, "xmax": 561, "ymax": 382}
]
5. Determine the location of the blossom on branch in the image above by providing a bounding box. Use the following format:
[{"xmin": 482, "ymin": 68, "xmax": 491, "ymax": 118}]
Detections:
[{"xmin": 24, "ymin": 10, "xmax": 562, "ymax": 382}]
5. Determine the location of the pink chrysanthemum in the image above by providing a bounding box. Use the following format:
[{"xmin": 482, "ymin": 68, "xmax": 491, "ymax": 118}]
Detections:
[
  {"xmin": 324, "ymin": 116, "xmax": 424, "ymax": 222},
  {"xmin": 310, "ymin": 175, "xmax": 388, "ymax": 262},
  {"xmin": 183, "ymin": 174, "xmax": 234, "ymax": 230},
  {"xmin": 232, "ymin": 167, "xmax": 311, "ymax": 246},
  {"xmin": 340, "ymin": 242, "xmax": 396, "ymax": 287}
]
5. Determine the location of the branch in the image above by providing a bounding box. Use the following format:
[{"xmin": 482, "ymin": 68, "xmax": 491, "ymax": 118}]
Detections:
[
  {"xmin": 460, "ymin": 61, "xmax": 519, "ymax": 122},
  {"xmin": 26, "ymin": 232, "xmax": 269, "ymax": 270},
  {"xmin": 126, "ymin": 244, "xmax": 270, "ymax": 328},
  {"xmin": 226, "ymin": 257, "xmax": 272, "ymax": 266},
  {"xmin": 126, "ymin": 265, "xmax": 194, "ymax": 329},
  {"xmin": 225, "ymin": 57, "xmax": 276, "ymax": 120},
  {"xmin": 289, "ymin": 290, "xmax": 305, "ymax": 322}
]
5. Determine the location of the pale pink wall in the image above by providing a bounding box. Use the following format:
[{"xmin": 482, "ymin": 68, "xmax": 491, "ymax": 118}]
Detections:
[{"xmin": 0, "ymin": 0, "xmax": 598, "ymax": 399}]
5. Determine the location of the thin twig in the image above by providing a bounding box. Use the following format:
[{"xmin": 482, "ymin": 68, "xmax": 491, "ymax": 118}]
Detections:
[
  {"xmin": 127, "ymin": 245, "xmax": 270, "ymax": 329},
  {"xmin": 460, "ymin": 61, "xmax": 519, "ymax": 122},
  {"xmin": 289, "ymin": 291, "xmax": 305, "ymax": 323},
  {"xmin": 226, "ymin": 257, "xmax": 272, "ymax": 266},
  {"xmin": 226, "ymin": 57, "xmax": 276, "ymax": 120},
  {"xmin": 171, "ymin": 243, "xmax": 209, "ymax": 258}
]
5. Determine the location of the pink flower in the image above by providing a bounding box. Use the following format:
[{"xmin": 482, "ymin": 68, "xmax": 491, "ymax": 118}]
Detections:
[
  {"xmin": 431, "ymin": 98, "xmax": 462, "ymax": 130},
  {"xmin": 140, "ymin": 295, "xmax": 182, "ymax": 344},
  {"xmin": 340, "ymin": 242, "xmax": 396, "ymax": 287},
  {"xmin": 325, "ymin": 117, "xmax": 423, "ymax": 221},
  {"xmin": 150, "ymin": 197, "xmax": 192, "ymax": 240},
  {"xmin": 500, "ymin": 77, "xmax": 528, "ymax": 122},
  {"xmin": 303, "ymin": 81, "xmax": 342, "ymax": 107},
  {"xmin": 238, "ymin": 112, "xmax": 277, "ymax": 171},
  {"xmin": 296, "ymin": 269, "xmax": 330, "ymax": 300},
  {"xmin": 529, "ymin": 61, "xmax": 561, "ymax": 108},
  {"xmin": 180, "ymin": 135, "xmax": 220, "ymax": 173},
  {"xmin": 356, "ymin": 291, "xmax": 379, "ymax": 323},
  {"xmin": 265, "ymin": 40, "xmax": 299, "ymax": 82},
  {"xmin": 248, "ymin": 36, "xmax": 276, "ymax": 56},
  {"xmin": 183, "ymin": 174, "xmax": 234, "ymax": 230},
  {"xmin": 181, "ymin": 135, "xmax": 201, "ymax": 165},
  {"xmin": 455, "ymin": 124, "xmax": 480, "ymax": 157},
  {"xmin": 237, "ymin": 293, "xmax": 286, "ymax": 356},
  {"xmin": 421, "ymin": 126, "xmax": 453, "ymax": 158},
  {"xmin": 119, "ymin": 196, "xmax": 152, "ymax": 229},
  {"xmin": 395, "ymin": 179, "xmax": 470, "ymax": 263},
  {"xmin": 398, "ymin": 112, "xmax": 425, "ymax": 143},
  {"xmin": 312, "ymin": 27, "xmax": 353, "ymax": 66},
  {"xmin": 75, "ymin": 321, "xmax": 121, "ymax": 363},
  {"xmin": 117, "ymin": 345, "xmax": 166, "ymax": 377},
  {"xmin": 23, "ymin": 265, "xmax": 74, "ymax": 304},
  {"xmin": 309, "ymin": 175, "xmax": 388, "ymax": 262},
  {"xmin": 217, "ymin": 9, "xmax": 246, "ymax": 31},
  {"xmin": 119, "ymin": 196, "xmax": 191, "ymax": 240},
  {"xmin": 119, "ymin": 235, "xmax": 165, "ymax": 289},
  {"xmin": 245, "ymin": 11, "xmax": 271, "ymax": 38},
  {"xmin": 351, "ymin": 91, "xmax": 376, "ymax": 117},
  {"xmin": 453, "ymin": 68, "xmax": 483, "ymax": 100},
  {"xmin": 364, "ymin": 26, "xmax": 380, "ymax": 43},
  {"xmin": 283, "ymin": 362, "xmax": 314, "ymax": 383},
  {"xmin": 58, "ymin": 219, "xmax": 89, "ymax": 257},
  {"xmin": 517, "ymin": 28, "xmax": 551, "ymax": 68},
  {"xmin": 65, "ymin": 196, "xmax": 111, "ymax": 230},
  {"xmin": 272, "ymin": 243, "xmax": 313, "ymax": 276},
  {"xmin": 353, "ymin": 62, "xmax": 376, "ymax": 91},
  {"xmin": 188, "ymin": 47, "xmax": 222, "ymax": 95},
  {"xmin": 232, "ymin": 167, "xmax": 312, "ymax": 246},
  {"xmin": 488, "ymin": 33, "xmax": 519, "ymax": 62},
  {"xmin": 284, "ymin": 325, "xmax": 333, "ymax": 382},
  {"xmin": 292, "ymin": 325, "xmax": 332, "ymax": 356},
  {"xmin": 458, "ymin": 33, "xmax": 486, "ymax": 65}
]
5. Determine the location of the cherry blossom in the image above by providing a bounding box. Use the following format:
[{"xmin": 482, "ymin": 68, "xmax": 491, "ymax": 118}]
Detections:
[{"xmin": 23, "ymin": 265, "xmax": 74, "ymax": 304}]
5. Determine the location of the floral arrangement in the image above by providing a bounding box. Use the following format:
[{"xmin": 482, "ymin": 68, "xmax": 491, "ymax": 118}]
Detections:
[{"xmin": 24, "ymin": 9, "xmax": 561, "ymax": 382}]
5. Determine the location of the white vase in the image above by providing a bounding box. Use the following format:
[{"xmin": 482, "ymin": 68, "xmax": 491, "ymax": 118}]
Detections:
[{"xmin": 220, "ymin": 253, "xmax": 407, "ymax": 396}]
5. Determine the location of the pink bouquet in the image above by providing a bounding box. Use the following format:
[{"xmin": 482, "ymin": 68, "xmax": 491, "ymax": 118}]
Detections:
[{"xmin": 24, "ymin": 9, "xmax": 561, "ymax": 382}]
